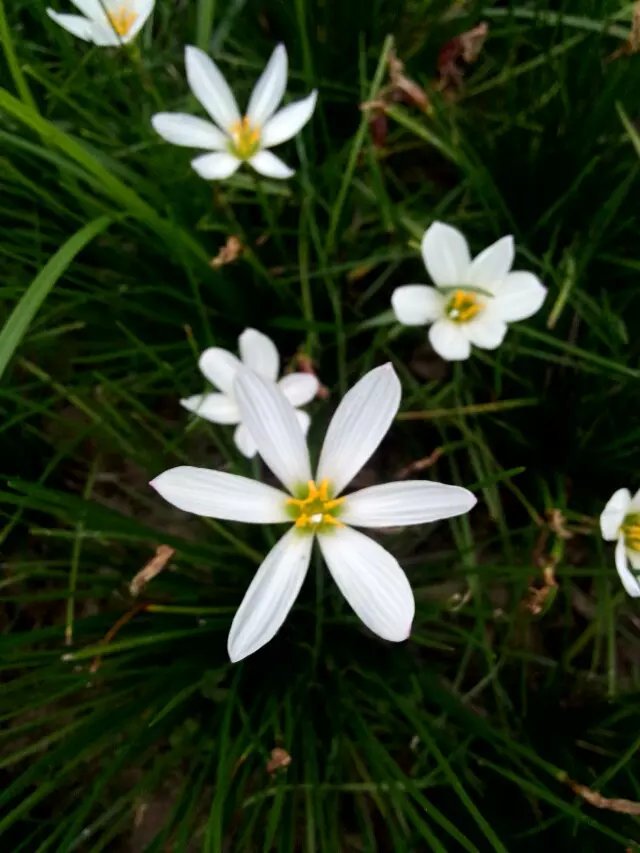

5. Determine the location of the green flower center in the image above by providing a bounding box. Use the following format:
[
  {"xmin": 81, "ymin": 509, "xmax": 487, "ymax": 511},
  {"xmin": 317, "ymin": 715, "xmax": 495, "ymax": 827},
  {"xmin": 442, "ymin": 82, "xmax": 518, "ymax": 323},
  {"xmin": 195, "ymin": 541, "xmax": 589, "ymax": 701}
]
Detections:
[
  {"xmin": 228, "ymin": 116, "xmax": 261, "ymax": 160},
  {"xmin": 286, "ymin": 479, "xmax": 344, "ymax": 534},
  {"xmin": 445, "ymin": 289, "xmax": 483, "ymax": 323},
  {"xmin": 622, "ymin": 513, "xmax": 640, "ymax": 552}
]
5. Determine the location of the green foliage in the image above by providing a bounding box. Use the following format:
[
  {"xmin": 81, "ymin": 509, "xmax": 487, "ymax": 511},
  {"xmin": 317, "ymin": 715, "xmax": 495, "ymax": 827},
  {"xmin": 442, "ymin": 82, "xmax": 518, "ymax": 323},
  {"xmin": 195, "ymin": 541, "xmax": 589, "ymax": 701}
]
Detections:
[{"xmin": 1, "ymin": 0, "xmax": 640, "ymax": 849}]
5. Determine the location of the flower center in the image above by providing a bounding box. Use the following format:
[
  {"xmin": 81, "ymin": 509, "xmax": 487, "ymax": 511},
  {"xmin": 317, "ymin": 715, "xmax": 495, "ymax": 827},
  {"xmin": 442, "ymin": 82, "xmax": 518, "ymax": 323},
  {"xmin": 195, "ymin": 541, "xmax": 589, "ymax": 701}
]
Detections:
[
  {"xmin": 286, "ymin": 479, "xmax": 344, "ymax": 532},
  {"xmin": 445, "ymin": 289, "xmax": 483, "ymax": 323},
  {"xmin": 622, "ymin": 513, "xmax": 640, "ymax": 552},
  {"xmin": 107, "ymin": 5, "xmax": 138, "ymax": 36},
  {"xmin": 228, "ymin": 116, "xmax": 261, "ymax": 160}
]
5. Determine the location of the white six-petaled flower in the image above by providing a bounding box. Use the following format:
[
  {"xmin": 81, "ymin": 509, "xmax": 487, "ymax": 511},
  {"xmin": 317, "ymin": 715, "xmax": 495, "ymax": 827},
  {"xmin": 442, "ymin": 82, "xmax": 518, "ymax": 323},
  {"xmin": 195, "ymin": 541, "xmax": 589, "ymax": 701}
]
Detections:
[
  {"xmin": 391, "ymin": 221, "xmax": 547, "ymax": 361},
  {"xmin": 182, "ymin": 328, "xmax": 318, "ymax": 459},
  {"xmin": 151, "ymin": 43, "xmax": 317, "ymax": 181},
  {"xmin": 152, "ymin": 364, "xmax": 477, "ymax": 662},
  {"xmin": 600, "ymin": 488, "xmax": 640, "ymax": 597},
  {"xmin": 47, "ymin": 0, "xmax": 154, "ymax": 45}
]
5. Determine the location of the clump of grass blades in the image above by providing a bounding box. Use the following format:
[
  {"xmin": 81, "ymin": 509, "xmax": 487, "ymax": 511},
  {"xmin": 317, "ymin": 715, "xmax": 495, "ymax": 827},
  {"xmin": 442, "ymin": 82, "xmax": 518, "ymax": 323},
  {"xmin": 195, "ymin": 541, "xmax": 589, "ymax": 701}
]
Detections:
[{"xmin": 1, "ymin": 0, "xmax": 640, "ymax": 849}]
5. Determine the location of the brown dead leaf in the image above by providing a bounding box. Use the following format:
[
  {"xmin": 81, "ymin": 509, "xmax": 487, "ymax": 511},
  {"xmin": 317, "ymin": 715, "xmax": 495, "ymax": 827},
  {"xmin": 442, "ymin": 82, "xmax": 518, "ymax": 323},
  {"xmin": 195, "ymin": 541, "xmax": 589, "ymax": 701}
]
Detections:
[
  {"xmin": 130, "ymin": 545, "xmax": 175, "ymax": 596},
  {"xmin": 395, "ymin": 448, "xmax": 444, "ymax": 479},
  {"xmin": 437, "ymin": 23, "xmax": 489, "ymax": 92},
  {"xmin": 210, "ymin": 235, "xmax": 243, "ymax": 269},
  {"xmin": 524, "ymin": 564, "xmax": 558, "ymax": 616},
  {"xmin": 266, "ymin": 747, "xmax": 292, "ymax": 774},
  {"xmin": 562, "ymin": 774, "xmax": 640, "ymax": 815}
]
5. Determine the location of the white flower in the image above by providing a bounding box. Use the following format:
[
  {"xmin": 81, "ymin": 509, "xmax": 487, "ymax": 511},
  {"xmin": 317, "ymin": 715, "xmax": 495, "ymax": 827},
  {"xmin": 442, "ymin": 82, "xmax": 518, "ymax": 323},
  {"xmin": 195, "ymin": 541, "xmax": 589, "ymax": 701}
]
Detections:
[
  {"xmin": 152, "ymin": 364, "xmax": 477, "ymax": 662},
  {"xmin": 181, "ymin": 328, "xmax": 318, "ymax": 459},
  {"xmin": 600, "ymin": 488, "xmax": 640, "ymax": 597},
  {"xmin": 391, "ymin": 221, "xmax": 547, "ymax": 361},
  {"xmin": 47, "ymin": 0, "xmax": 154, "ymax": 45},
  {"xmin": 151, "ymin": 43, "xmax": 317, "ymax": 181}
]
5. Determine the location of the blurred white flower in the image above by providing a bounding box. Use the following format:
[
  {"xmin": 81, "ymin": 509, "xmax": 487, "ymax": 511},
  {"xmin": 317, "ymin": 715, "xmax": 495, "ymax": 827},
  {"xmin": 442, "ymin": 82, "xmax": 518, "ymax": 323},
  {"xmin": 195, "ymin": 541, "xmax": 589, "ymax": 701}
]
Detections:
[
  {"xmin": 391, "ymin": 221, "xmax": 547, "ymax": 361},
  {"xmin": 47, "ymin": 0, "xmax": 154, "ymax": 45},
  {"xmin": 153, "ymin": 364, "xmax": 476, "ymax": 662},
  {"xmin": 182, "ymin": 328, "xmax": 318, "ymax": 459},
  {"xmin": 151, "ymin": 44, "xmax": 317, "ymax": 180},
  {"xmin": 600, "ymin": 488, "xmax": 640, "ymax": 597}
]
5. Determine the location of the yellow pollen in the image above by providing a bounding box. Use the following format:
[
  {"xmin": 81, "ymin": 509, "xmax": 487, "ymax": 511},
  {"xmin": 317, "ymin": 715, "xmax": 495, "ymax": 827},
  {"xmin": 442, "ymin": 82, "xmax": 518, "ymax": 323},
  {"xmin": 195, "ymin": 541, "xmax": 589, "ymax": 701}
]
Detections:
[
  {"xmin": 229, "ymin": 116, "xmax": 261, "ymax": 160},
  {"xmin": 446, "ymin": 289, "xmax": 482, "ymax": 323},
  {"xmin": 622, "ymin": 520, "xmax": 640, "ymax": 552},
  {"xmin": 287, "ymin": 479, "xmax": 345, "ymax": 531},
  {"xmin": 107, "ymin": 5, "xmax": 138, "ymax": 37}
]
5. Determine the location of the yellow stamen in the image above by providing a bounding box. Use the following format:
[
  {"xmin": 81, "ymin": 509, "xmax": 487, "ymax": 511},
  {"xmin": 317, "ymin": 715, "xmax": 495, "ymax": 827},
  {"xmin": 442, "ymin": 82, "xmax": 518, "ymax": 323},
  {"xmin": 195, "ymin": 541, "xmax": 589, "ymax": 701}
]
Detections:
[
  {"xmin": 107, "ymin": 5, "xmax": 138, "ymax": 37},
  {"xmin": 229, "ymin": 116, "xmax": 262, "ymax": 160},
  {"xmin": 445, "ymin": 289, "xmax": 482, "ymax": 323},
  {"xmin": 623, "ymin": 521, "xmax": 640, "ymax": 552},
  {"xmin": 286, "ymin": 479, "xmax": 344, "ymax": 531}
]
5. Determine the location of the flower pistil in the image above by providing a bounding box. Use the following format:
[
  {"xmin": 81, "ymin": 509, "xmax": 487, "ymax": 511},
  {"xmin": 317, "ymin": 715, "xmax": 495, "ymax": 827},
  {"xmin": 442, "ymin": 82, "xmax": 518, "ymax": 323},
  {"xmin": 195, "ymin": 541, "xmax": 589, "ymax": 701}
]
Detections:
[
  {"xmin": 622, "ymin": 514, "xmax": 640, "ymax": 551},
  {"xmin": 286, "ymin": 479, "xmax": 344, "ymax": 531},
  {"xmin": 229, "ymin": 116, "xmax": 262, "ymax": 160},
  {"xmin": 445, "ymin": 289, "xmax": 482, "ymax": 323}
]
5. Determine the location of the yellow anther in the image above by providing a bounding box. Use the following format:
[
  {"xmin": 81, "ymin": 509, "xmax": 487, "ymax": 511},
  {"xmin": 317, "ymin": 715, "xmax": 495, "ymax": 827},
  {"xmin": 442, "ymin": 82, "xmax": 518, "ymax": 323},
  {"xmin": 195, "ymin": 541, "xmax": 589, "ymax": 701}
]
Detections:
[
  {"xmin": 623, "ymin": 522, "xmax": 640, "ymax": 552},
  {"xmin": 446, "ymin": 289, "xmax": 482, "ymax": 323},
  {"xmin": 286, "ymin": 479, "xmax": 345, "ymax": 531},
  {"xmin": 107, "ymin": 5, "xmax": 138, "ymax": 36},
  {"xmin": 229, "ymin": 116, "xmax": 262, "ymax": 160}
]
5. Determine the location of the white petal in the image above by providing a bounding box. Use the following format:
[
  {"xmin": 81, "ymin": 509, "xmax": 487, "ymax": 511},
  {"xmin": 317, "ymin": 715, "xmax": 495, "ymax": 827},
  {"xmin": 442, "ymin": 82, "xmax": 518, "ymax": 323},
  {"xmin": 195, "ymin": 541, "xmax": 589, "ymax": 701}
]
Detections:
[
  {"xmin": 124, "ymin": 0, "xmax": 153, "ymax": 39},
  {"xmin": 278, "ymin": 373, "xmax": 319, "ymax": 407},
  {"xmin": 180, "ymin": 392, "xmax": 240, "ymax": 425},
  {"xmin": 295, "ymin": 409, "xmax": 311, "ymax": 437},
  {"xmin": 68, "ymin": 0, "xmax": 102, "ymax": 16},
  {"xmin": 421, "ymin": 221, "xmax": 471, "ymax": 287},
  {"xmin": 238, "ymin": 328, "xmax": 279, "ymax": 381},
  {"xmin": 185, "ymin": 45, "xmax": 241, "ymax": 131},
  {"xmin": 391, "ymin": 285, "xmax": 444, "ymax": 326},
  {"xmin": 228, "ymin": 527, "xmax": 313, "ymax": 662},
  {"xmin": 233, "ymin": 423, "xmax": 258, "ymax": 458},
  {"xmin": 628, "ymin": 549, "xmax": 640, "ymax": 570},
  {"xmin": 248, "ymin": 150, "xmax": 294, "ymax": 179},
  {"xmin": 150, "ymin": 466, "xmax": 290, "ymax": 523},
  {"xmin": 341, "ymin": 481, "xmax": 477, "ymax": 528},
  {"xmin": 318, "ymin": 526, "xmax": 414, "ymax": 642},
  {"xmin": 86, "ymin": 20, "xmax": 122, "ymax": 46},
  {"xmin": 246, "ymin": 43, "xmax": 288, "ymax": 126},
  {"xmin": 151, "ymin": 113, "xmax": 227, "ymax": 150},
  {"xmin": 198, "ymin": 347, "xmax": 242, "ymax": 395},
  {"xmin": 467, "ymin": 235, "xmax": 514, "ymax": 286},
  {"xmin": 600, "ymin": 488, "xmax": 631, "ymax": 540},
  {"xmin": 615, "ymin": 537, "xmax": 640, "ymax": 597},
  {"xmin": 191, "ymin": 152, "xmax": 240, "ymax": 180},
  {"xmin": 261, "ymin": 91, "xmax": 318, "ymax": 147},
  {"xmin": 47, "ymin": 10, "xmax": 94, "ymax": 41},
  {"xmin": 428, "ymin": 319, "xmax": 471, "ymax": 361},
  {"xmin": 463, "ymin": 312, "xmax": 508, "ymax": 350},
  {"xmin": 316, "ymin": 364, "xmax": 400, "ymax": 496},
  {"xmin": 629, "ymin": 488, "xmax": 640, "ymax": 512},
  {"xmin": 233, "ymin": 367, "xmax": 312, "ymax": 492},
  {"xmin": 491, "ymin": 272, "xmax": 547, "ymax": 322}
]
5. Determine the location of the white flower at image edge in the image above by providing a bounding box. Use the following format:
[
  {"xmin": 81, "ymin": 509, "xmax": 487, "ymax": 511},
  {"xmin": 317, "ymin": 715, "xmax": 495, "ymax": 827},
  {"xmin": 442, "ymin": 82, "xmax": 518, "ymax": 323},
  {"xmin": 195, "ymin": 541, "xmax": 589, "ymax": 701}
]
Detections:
[
  {"xmin": 600, "ymin": 488, "xmax": 640, "ymax": 597},
  {"xmin": 152, "ymin": 364, "xmax": 477, "ymax": 662},
  {"xmin": 181, "ymin": 328, "xmax": 318, "ymax": 459},
  {"xmin": 47, "ymin": 0, "xmax": 154, "ymax": 45},
  {"xmin": 151, "ymin": 43, "xmax": 317, "ymax": 180},
  {"xmin": 391, "ymin": 221, "xmax": 547, "ymax": 361}
]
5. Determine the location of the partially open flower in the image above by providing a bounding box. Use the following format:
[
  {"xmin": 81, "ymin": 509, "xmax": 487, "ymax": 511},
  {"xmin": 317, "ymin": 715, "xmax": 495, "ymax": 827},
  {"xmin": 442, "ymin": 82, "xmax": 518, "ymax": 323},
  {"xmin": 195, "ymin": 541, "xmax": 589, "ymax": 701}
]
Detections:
[
  {"xmin": 600, "ymin": 488, "xmax": 640, "ymax": 597},
  {"xmin": 152, "ymin": 364, "xmax": 477, "ymax": 662},
  {"xmin": 181, "ymin": 329, "xmax": 318, "ymax": 459},
  {"xmin": 47, "ymin": 0, "xmax": 154, "ymax": 46},
  {"xmin": 152, "ymin": 44, "xmax": 317, "ymax": 180},
  {"xmin": 392, "ymin": 221, "xmax": 547, "ymax": 361}
]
